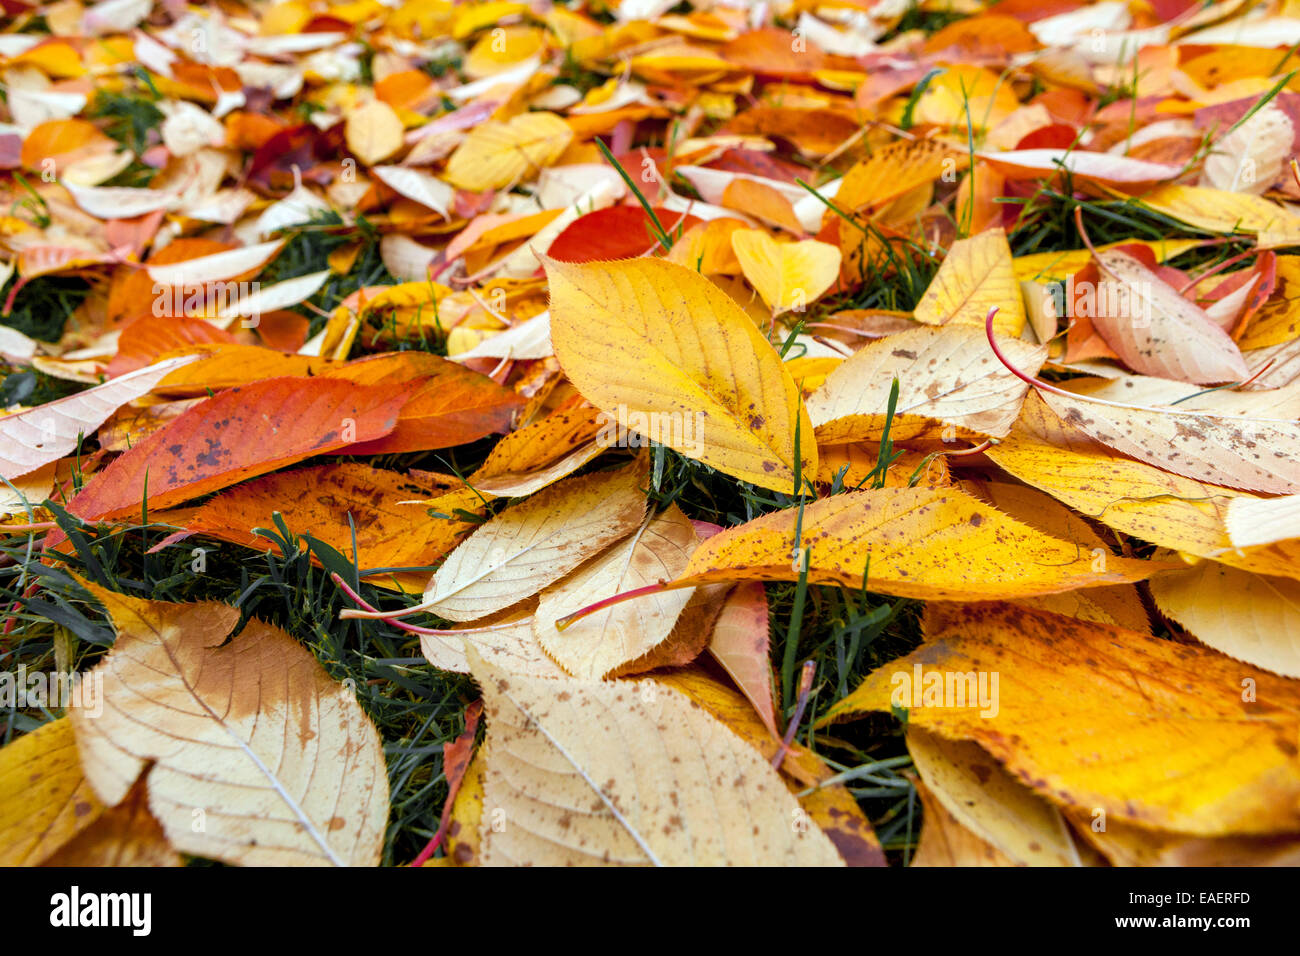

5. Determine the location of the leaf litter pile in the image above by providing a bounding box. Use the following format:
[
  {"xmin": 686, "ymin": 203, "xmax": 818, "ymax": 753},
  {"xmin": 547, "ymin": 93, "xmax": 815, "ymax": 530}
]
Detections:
[{"xmin": 4, "ymin": 0, "xmax": 1300, "ymax": 869}]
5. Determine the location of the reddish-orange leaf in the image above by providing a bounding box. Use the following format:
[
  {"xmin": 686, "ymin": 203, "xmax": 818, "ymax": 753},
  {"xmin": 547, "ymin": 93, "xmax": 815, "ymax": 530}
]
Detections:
[
  {"xmin": 105, "ymin": 315, "xmax": 238, "ymax": 377},
  {"xmin": 69, "ymin": 377, "xmax": 411, "ymax": 520},
  {"xmin": 547, "ymin": 205, "xmax": 701, "ymax": 263},
  {"xmin": 321, "ymin": 352, "xmax": 522, "ymax": 454}
]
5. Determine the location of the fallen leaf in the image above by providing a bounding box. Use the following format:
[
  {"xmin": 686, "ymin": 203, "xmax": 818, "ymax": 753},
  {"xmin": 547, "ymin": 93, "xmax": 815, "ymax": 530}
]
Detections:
[
  {"xmin": 729, "ymin": 229, "xmax": 841, "ymax": 313},
  {"xmin": 827, "ymin": 601, "xmax": 1300, "ymax": 836},
  {"xmin": 534, "ymin": 504, "xmax": 698, "ymax": 679},
  {"xmin": 0, "ymin": 355, "xmax": 198, "ymax": 480},
  {"xmin": 322, "ymin": 351, "xmax": 522, "ymax": 454},
  {"xmin": 422, "ymin": 462, "xmax": 648, "ymax": 621},
  {"xmin": 1201, "ymin": 102, "xmax": 1293, "ymax": 194},
  {"xmin": 1225, "ymin": 493, "xmax": 1300, "ymax": 549},
  {"xmin": 0, "ymin": 718, "xmax": 104, "ymax": 866},
  {"xmin": 421, "ymin": 603, "xmax": 567, "ymax": 678},
  {"xmin": 1090, "ymin": 249, "xmax": 1248, "ymax": 384},
  {"xmin": 41, "ymin": 779, "xmax": 182, "ymax": 867},
  {"xmin": 908, "ymin": 727, "xmax": 1082, "ymax": 867},
  {"xmin": 914, "ymin": 228, "xmax": 1026, "ymax": 335},
  {"xmin": 168, "ymin": 463, "xmax": 484, "ymax": 592},
  {"xmin": 706, "ymin": 582, "xmax": 778, "ymax": 736},
  {"xmin": 71, "ymin": 581, "xmax": 389, "ymax": 866},
  {"xmin": 546, "ymin": 255, "xmax": 816, "ymax": 492},
  {"xmin": 675, "ymin": 485, "xmax": 1161, "ymax": 600},
  {"xmin": 980, "ymin": 148, "xmax": 1182, "ymax": 191},
  {"xmin": 69, "ymin": 376, "xmax": 411, "ymax": 519},
  {"xmin": 345, "ymin": 99, "xmax": 405, "ymax": 166},
  {"xmin": 466, "ymin": 646, "xmax": 845, "ymax": 865},
  {"xmin": 1150, "ymin": 562, "xmax": 1300, "ymax": 678},
  {"xmin": 988, "ymin": 393, "xmax": 1300, "ymax": 581},
  {"xmin": 444, "ymin": 112, "xmax": 573, "ymax": 191},
  {"xmin": 1035, "ymin": 384, "xmax": 1300, "ymax": 494},
  {"xmin": 808, "ymin": 324, "xmax": 1046, "ymax": 442}
]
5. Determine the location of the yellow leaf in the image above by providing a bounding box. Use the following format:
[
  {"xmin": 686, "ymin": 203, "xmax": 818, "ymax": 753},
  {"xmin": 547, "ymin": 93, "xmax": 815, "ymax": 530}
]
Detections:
[
  {"xmin": 677, "ymin": 485, "xmax": 1161, "ymax": 600},
  {"xmin": 1150, "ymin": 562, "xmax": 1300, "ymax": 678},
  {"xmin": 908, "ymin": 727, "xmax": 1082, "ymax": 867},
  {"xmin": 730, "ymin": 229, "xmax": 841, "ymax": 313},
  {"xmin": 1138, "ymin": 184, "xmax": 1300, "ymax": 241},
  {"xmin": 827, "ymin": 601, "xmax": 1300, "ymax": 836},
  {"xmin": 466, "ymin": 647, "xmax": 845, "ymax": 865},
  {"xmin": 452, "ymin": 0, "xmax": 527, "ymax": 39},
  {"xmin": 469, "ymin": 402, "xmax": 605, "ymax": 497},
  {"xmin": 807, "ymin": 324, "xmax": 1045, "ymax": 443},
  {"xmin": 463, "ymin": 25, "xmax": 545, "ymax": 79},
  {"xmin": 0, "ymin": 718, "xmax": 104, "ymax": 866},
  {"xmin": 834, "ymin": 138, "xmax": 968, "ymax": 215},
  {"xmin": 41, "ymin": 779, "xmax": 182, "ymax": 867},
  {"xmin": 913, "ymin": 228, "xmax": 1026, "ymax": 335},
  {"xmin": 987, "ymin": 393, "xmax": 1300, "ymax": 581},
  {"xmin": 70, "ymin": 583, "xmax": 389, "ymax": 866},
  {"xmin": 444, "ymin": 112, "xmax": 573, "ymax": 191},
  {"xmin": 535, "ymin": 505, "xmax": 699, "ymax": 679},
  {"xmin": 913, "ymin": 64, "xmax": 1020, "ymax": 131},
  {"xmin": 546, "ymin": 255, "xmax": 816, "ymax": 492},
  {"xmin": 422, "ymin": 462, "xmax": 648, "ymax": 621},
  {"xmin": 344, "ymin": 99, "xmax": 404, "ymax": 165}
]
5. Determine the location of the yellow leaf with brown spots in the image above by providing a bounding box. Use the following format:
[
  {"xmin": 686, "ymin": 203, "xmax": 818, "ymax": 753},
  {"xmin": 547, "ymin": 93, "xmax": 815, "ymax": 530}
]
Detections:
[
  {"xmin": 546, "ymin": 255, "xmax": 816, "ymax": 492},
  {"xmin": 467, "ymin": 647, "xmax": 845, "ymax": 865},
  {"xmin": 0, "ymin": 718, "xmax": 104, "ymax": 865},
  {"xmin": 913, "ymin": 228, "xmax": 1026, "ymax": 336},
  {"xmin": 675, "ymin": 485, "xmax": 1163, "ymax": 600},
  {"xmin": 70, "ymin": 581, "xmax": 389, "ymax": 866},
  {"xmin": 826, "ymin": 601, "xmax": 1300, "ymax": 837}
]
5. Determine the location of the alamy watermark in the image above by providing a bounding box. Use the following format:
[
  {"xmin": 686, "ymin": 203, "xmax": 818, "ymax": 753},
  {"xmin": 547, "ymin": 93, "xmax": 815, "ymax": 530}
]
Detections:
[
  {"xmin": 595, "ymin": 404, "xmax": 706, "ymax": 457},
  {"xmin": 891, "ymin": 663, "xmax": 999, "ymax": 718},
  {"xmin": 152, "ymin": 281, "xmax": 262, "ymax": 328},
  {"xmin": 0, "ymin": 666, "xmax": 103, "ymax": 718},
  {"xmin": 1039, "ymin": 276, "xmax": 1154, "ymax": 327}
]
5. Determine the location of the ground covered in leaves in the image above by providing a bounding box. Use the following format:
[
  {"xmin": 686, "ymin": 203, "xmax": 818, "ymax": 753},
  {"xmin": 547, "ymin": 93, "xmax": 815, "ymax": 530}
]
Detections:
[{"xmin": 3, "ymin": 0, "xmax": 1300, "ymax": 867}]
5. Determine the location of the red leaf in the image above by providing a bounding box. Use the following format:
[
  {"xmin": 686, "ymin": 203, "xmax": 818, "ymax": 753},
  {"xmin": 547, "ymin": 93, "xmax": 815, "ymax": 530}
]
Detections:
[{"xmin": 547, "ymin": 206, "xmax": 701, "ymax": 263}]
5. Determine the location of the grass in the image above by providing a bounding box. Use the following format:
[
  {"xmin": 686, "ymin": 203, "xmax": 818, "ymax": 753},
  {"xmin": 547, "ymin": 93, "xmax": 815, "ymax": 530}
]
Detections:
[
  {"xmin": 0, "ymin": 275, "xmax": 91, "ymax": 342},
  {"xmin": 257, "ymin": 212, "xmax": 400, "ymax": 343}
]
